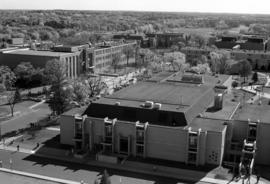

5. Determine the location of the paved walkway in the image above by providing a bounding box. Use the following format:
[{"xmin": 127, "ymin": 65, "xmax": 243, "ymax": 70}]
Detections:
[
  {"xmin": 0, "ymin": 168, "xmax": 81, "ymax": 184},
  {"xmin": 0, "ymin": 143, "xmax": 267, "ymax": 184},
  {"xmin": 0, "ymin": 133, "xmax": 268, "ymax": 184}
]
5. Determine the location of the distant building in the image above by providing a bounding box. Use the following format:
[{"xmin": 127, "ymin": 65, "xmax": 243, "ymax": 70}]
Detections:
[
  {"xmin": 89, "ymin": 41, "xmax": 137, "ymax": 73},
  {"xmin": 215, "ymin": 35, "xmax": 268, "ymax": 51},
  {"xmin": 0, "ymin": 40, "xmax": 137, "ymax": 78},
  {"xmin": 146, "ymin": 33, "xmax": 184, "ymax": 48},
  {"xmin": 0, "ymin": 47, "xmax": 83, "ymax": 79},
  {"xmin": 181, "ymin": 47, "xmax": 212, "ymax": 64},
  {"xmin": 113, "ymin": 34, "xmax": 149, "ymax": 48}
]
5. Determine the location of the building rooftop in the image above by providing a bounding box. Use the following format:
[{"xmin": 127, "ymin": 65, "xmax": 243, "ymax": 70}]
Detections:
[
  {"xmin": 188, "ymin": 117, "xmax": 227, "ymax": 132},
  {"xmin": 232, "ymin": 104, "xmax": 270, "ymax": 124},
  {"xmin": 62, "ymin": 106, "xmax": 88, "ymax": 116},
  {"xmin": 203, "ymin": 93, "xmax": 240, "ymax": 120},
  {"xmin": 166, "ymin": 72, "xmax": 231, "ymax": 87},
  {"xmin": 84, "ymin": 81, "xmax": 215, "ymax": 126},
  {"xmin": 108, "ymin": 81, "xmax": 211, "ymax": 106},
  {"xmin": 5, "ymin": 49, "xmax": 75, "ymax": 57}
]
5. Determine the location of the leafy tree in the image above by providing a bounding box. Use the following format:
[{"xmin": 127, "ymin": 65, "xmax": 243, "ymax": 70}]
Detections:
[
  {"xmin": 164, "ymin": 52, "xmax": 186, "ymax": 71},
  {"xmin": 7, "ymin": 88, "xmax": 21, "ymax": 117},
  {"xmin": 72, "ymin": 80, "xmax": 90, "ymax": 105},
  {"xmin": 14, "ymin": 62, "xmax": 35, "ymax": 89},
  {"xmin": 111, "ymin": 53, "xmax": 121, "ymax": 73},
  {"xmin": 0, "ymin": 65, "xmax": 16, "ymax": 90},
  {"xmin": 252, "ymin": 72, "xmax": 258, "ymax": 83},
  {"xmin": 100, "ymin": 170, "xmax": 111, "ymax": 184},
  {"xmin": 192, "ymin": 34, "xmax": 206, "ymax": 48},
  {"xmin": 44, "ymin": 59, "xmax": 72, "ymax": 115},
  {"xmin": 123, "ymin": 46, "xmax": 134, "ymax": 67},
  {"xmin": 232, "ymin": 81, "xmax": 238, "ymax": 88},
  {"xmin": 29, "ymin": 68, "xmax": 45, "ymax": 88},
  {"xmin": 238, "ymin": 60, "xmax": 252, "ymax": 83}
]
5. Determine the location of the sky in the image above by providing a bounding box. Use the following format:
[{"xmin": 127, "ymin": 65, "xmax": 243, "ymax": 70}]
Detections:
[{"xmin": 1, "ymin": 0, "xmax": 270, "ymax": 14}]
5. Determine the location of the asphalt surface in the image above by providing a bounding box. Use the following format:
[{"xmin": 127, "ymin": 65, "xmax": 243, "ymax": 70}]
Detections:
[
  {"xmin": 0, "ymin": 171, "xmax": 59, "ymax": 184},
  {"xmin": 0, "ymin": 150, "xmax": 206, "ymax": 184}
]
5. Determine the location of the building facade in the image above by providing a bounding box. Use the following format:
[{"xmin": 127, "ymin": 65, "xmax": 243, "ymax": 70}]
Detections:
[
  {"xmin": 60, "ymin": 73, "xmax": 235, "ymax": 166},
  {"xmin": 90, "ymin": 41, "xmax": 137, "ymax": 73}
]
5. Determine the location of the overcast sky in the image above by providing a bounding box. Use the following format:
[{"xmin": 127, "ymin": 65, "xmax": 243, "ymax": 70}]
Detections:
[{"xmin": 1, "ymin": 0, "xmax": 270, "ymax": 14}]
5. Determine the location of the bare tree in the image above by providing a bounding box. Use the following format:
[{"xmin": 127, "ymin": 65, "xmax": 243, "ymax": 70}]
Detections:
[
  {"xmin": 123, "ymin": 46, "xmax": 134, "ymax": 67},
  {"xmin": 7, "ymin": 88, "xmax": 21, "ymax": 117},
  {"xmin": 87, "ymin": 77, "xmax": 108, "ymax": 97},
  {"xmin": 111, "ymin": 53, "xmax": 121, "ymax": 73}
]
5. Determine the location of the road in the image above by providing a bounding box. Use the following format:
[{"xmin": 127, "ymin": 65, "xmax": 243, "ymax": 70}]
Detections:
[{"xmin": 0, "ymin": 150, "xmax": 201, "ymax": 184}]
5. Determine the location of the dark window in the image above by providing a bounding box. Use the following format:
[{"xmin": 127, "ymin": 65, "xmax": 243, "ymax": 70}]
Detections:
[
  {"xmin": 188, "ymin": 153, "xmax": 197, "ymax": 163},
  {"xmin": 120, "ymin": 138, "xmax": 129, "ymax": 154},
  {"xmin": 136, "ymin": 145, "xmax": 144, "ymax": 155},
  {"xmin": 158, "ymin": 112, "xmax": 168, "ymax": 122}
]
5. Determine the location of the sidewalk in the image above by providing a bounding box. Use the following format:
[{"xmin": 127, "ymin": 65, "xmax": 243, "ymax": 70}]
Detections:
[
  {"xmin": 0, "ymin": 144, "xmax": 267, "ymax": 184},
  {"xmin": 0, "ymin": 167, "xmax": 81, "ymax": 184}
]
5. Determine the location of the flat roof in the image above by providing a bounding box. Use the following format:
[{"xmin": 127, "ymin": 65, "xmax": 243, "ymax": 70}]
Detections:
[
  {"xmin": 62, "ymin": 107, "xmax": 87, "ymax": 116},
  {"xmin": 108, "ymin": 81, "xmax": 211, "ymax": 106},
  {"xmin": 203, "ymin": 93, "xmax": 240, "ymax": 120},
  {"xmin": 84, "ymin": 81, "xmax": 215, "ymax": 126},
  {"xmin": 5, "ymin": 50, "xmax": 74, "ymax": 57},
  {"xmin": 232, "ymin": 104, "xmax": 270, "ymax": 124},
  {"xmin": 166, "ymin": 72, "xmax": 231, "ymax": 87},
  {"xmin": 188, "ymin": 117, "xmax": 227, "ymax": 132}
]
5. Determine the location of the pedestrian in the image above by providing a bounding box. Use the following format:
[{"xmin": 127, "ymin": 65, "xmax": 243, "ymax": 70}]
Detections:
[{"xmin": 17, "ymin": 145, "xmax": 20, "ymax": 152}]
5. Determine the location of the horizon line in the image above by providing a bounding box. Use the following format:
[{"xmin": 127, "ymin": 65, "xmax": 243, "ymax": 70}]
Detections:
[{"xmin": 0, "ymin": 8, "xmax": 270, "ymax": 16}]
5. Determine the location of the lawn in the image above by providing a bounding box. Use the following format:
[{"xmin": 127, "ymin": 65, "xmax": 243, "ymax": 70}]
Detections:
[{"xmin": 0, "ymin": 102, "xmax": 51, "ymax": 137}]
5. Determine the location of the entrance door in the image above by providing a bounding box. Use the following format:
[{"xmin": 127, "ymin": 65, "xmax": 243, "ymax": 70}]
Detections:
[{"xmin": 119, "ymin": 137, "xmax": 129, "ymax": 155}]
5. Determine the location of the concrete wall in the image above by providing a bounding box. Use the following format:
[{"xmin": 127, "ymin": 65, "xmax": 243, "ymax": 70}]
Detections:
[
  {"xmin": 60, "ymin": 115, "xmax": 226, "ymax": 165},
  {"xmin": 60, "ymin": 115, "xmax": 75, "ymax": 146},
  {"xmin": 146, "ymin": 125, "xmax": 187, "ymax": 162},
  {"xmin": 255, "ymin": 122, "xmax": 270, "ymax": 165},
  {"xmin": 205, "ymin": 131, "xmax": 225, "ymax": 165}
]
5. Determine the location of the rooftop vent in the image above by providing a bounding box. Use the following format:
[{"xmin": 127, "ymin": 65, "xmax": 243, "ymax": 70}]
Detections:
[
  {"xmin": 115, "ymin": 102, "xmax": 120, "ymax": 106},
  {"xmin": 153, "ymin": 103, "xmax": 162, "ymax": 110},
  {"xmin": 144, "ymin": 101, "xmax": 154, "ymax": 108}
]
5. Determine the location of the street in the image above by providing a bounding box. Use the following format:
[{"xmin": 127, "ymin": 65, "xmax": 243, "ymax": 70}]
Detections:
[{"xmin": 0, "ymin": 150, "xmax": 195, "ymax": 184}]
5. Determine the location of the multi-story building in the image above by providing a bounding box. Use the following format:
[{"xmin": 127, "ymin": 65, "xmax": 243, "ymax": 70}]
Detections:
[
  {"xmin": 146, "ymin": 33, "xmax": 184, "ymax": 49},
  {"xmin": 90, "ymin": 41, "xmax": 137, "ymax": 73},
  {"xmin": 181, "ymin": 47, "xmax": 212, "ymax": 64},
  {"xmin": 0, "ymin": 41, "xmax": 137, "ymax": 77},
  {"xmin": 0, "ymin": 47, "xmax": 83, "ymax": 79},
  {"xmin": 60, "ymin": 72, "xmax": 236, "ymax": 166},
  {"xmin": 215, "ymin": 35, "xmax": 268, "ymax": 51}
]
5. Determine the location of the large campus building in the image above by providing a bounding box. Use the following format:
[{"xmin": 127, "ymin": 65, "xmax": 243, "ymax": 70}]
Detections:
[
  {"xmin": 0, "ymin": 40, "xmax": 137, "ymax": 77},
  {"xmin": 59, "ymin": 71, "xmax": 270, "ymax": 172}
]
